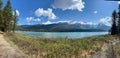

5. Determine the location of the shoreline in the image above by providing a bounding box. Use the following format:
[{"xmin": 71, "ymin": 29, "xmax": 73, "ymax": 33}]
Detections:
[{"xmin": 16, "ymin": 31, "xmax": 108, "ymax": 39}]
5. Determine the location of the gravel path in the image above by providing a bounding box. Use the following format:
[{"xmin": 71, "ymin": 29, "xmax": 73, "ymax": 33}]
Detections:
[{"xmin": 0, "ymin": 34, "xmax": 26, "ymax": 58}]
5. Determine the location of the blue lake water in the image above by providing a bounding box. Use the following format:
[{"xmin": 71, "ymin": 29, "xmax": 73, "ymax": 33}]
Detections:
[{"xmin": 16, "ymin": 31, "xmax": 108, "ymax": 39}]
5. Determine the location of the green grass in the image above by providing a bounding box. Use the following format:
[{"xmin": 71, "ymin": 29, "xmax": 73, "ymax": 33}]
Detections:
[
  {"xmin": 116, "ymin": 45, "xmax": 120, "ymax": 55},
  {"xmin": 115, "ymin": 39, "xmax": 120, "ymax": 57},
  {"xmin": 4, "ymin": 33, "xmax": 115, "ymax": 58}
]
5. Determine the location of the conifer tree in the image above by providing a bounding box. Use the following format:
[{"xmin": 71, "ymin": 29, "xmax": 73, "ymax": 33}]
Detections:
[
  {"xmin": 118, "ymin": 4, "xmax": 120, "ymax": 34},
  {"xmin": 3, "ymin": 0, "xmax": 13, "ymax": 32},
  {"xmin": 12, "ymin": 10, "xmax": 18, "ymax": 32},
  {"xmin": 111, "ymin": 10, "xmax": 117, "ymax": 35},
  {"xmin": 0, "ymin": 0, "xmax": 3, "ymax": 31}
]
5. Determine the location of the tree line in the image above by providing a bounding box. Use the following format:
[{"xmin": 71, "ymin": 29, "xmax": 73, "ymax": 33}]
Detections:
[
  {"xmin": 111, "ymin": 4, "xmax": 120, "ymax": 35},
  {"xmin": 0, "ymin": 0, "xmax": 18, "ymax": 32}
]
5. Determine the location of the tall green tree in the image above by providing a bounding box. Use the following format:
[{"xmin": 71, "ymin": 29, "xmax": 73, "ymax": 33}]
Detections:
[
  {"xmin": 118, "ymin": 4, "xmax": 120, "ymax": 34},
  {"xmin": 0, "ymin": 0, "xmax": 3, "ymax": 31},
  {"xmin": 111, "ymin": 10, "xmax": 118, "ymax": 35},
  {"xmin": 3, "ymin": 0, "xmax": 13, "ymax": 32},
  {"xmin": 12, "ymin": 10, "xmax": 18, "ymax": 32}
]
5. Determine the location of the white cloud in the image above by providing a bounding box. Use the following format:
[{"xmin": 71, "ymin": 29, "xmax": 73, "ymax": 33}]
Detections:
[
  {"xmin": 35, "ymin": 18, "xmax": 41, "ymax": 22},
  {"xmin": 16, "ymin": 10, "xmax": 20, "ymax": 16},
  {"xmin": 78, "ymin": 21, "xmax": 95, "ymax": 25},
  {"xmin": 43, "ymin": 20, "xmax": 95, "ymax": 25},
  {"xmin": 94, "ymin": 11, "xmax": 98, "ymax": 14},
  {"xmin": 99, "ymin": 17, "xmax": 112, "ymax": 26},
  {"xmin": 118, "ymin": 1, "xmax": 120, "ymax": 4},
  {"xmin": 43, "ymin": 20, "xmax": 72, "ymax": 25},
  {"xmin": 35, "ymin": 8, "xmax": 57, "ymax": 20},
  {"xmin": 13, "ymin": 10, "xmax": 20, "ymax": 16},
  {"xmin": 82, "ymin": 22, "xmax": 95, "ymax": 25},
  {"xmin": 26, "ymin": 17, "xmax": 41, "ymax": 22},
  {"xmin": 68, "ymin": 20, "xmax": 95, "ymax": 25},
  {"xmin": 26, "ymin": 17, "xmax": 34, "ymax": 22},
  {"xmin": 52, "ymin": 0, "xmax": 85, "ymax": 11},
  {"xmin": 43, "ymin": 21, "xmax": 53, "ymax": 25}
]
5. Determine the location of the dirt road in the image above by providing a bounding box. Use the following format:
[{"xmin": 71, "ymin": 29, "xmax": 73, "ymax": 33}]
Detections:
[{"xmin": 0, "ymin": 34, "xmax": 26, "ymax": 58}]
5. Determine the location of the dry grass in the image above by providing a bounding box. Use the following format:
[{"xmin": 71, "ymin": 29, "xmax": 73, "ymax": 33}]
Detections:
[{"xmin": 4, "ymin": 32, "xmax": 115, "ymax": 58}]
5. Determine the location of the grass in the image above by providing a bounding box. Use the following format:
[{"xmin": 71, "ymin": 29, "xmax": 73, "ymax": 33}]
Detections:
[
  {"xmin": 115, "ymin": 45, "xmax": 120, "ymax": 56},
  {"xmin": 115, "ymin": 35, "xmax": 120, "ymax": 57},
  {"xmin": 4, "ymin": 32, "xmax": 115, "ymax": 58}
]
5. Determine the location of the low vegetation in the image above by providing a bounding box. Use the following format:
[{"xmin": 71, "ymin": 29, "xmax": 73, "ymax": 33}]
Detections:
[
  {"xmin": 115, "ymin": 45, "xmax": 120, "ymax": 57},
  {"xmin": 4, "ymin": 33, "xmax": 116, "ymax": 58},
  {"xmin": 115, "ymin": 36, "xmax": 120, "ymax": 58}
]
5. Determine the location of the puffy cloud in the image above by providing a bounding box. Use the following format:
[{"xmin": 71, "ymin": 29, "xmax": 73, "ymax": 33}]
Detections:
[
  {"xmin": 35, "ymin": 18, "xmax": 41, "ymax": 22},
  {"xmin": 26, "ymin": 17, "xmax": 41, "ymax": 22},
  {"xmin": 35, "ymin": 8, "xmax": 57, "ymax": 20},
  {"xmin": 16, "ymin": 10, "xmax": 20, "ymax": 16},
  {"xmin": 118, "ymin": 1, "xmax": 120, "ymax": 4},
  {"xmin": 26, "ymin": 17, "xmax": 34, "ymax": 22},
  {"xmin": 94, "ymin": 11, "xmax": 98, "ymax": 14},
  {"xmin": 99, "ymin": 17, "xmax": 112, "ymax": 26},
  {"xmin": 52, "ymin": 0, "xmax": 85, "ymax": 11},
  {"xmin": 13, "ymin": 10, "xmax": 20, "ymax": 16}
]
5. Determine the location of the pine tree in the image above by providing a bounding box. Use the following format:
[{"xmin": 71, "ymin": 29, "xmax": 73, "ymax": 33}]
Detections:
[
  {"xmin": 0, "ymin": 0, "xmax": 3, "ymax": 31},
  {"xmin": 12, "ymin": 10, "xmax": 18, "ymax": 32},
  {"xmin": 111, "ymin": 10, "xmax": 117, "ymax": 35},
  {"xmin": 118, "ymin": 4, "xmax": 120, "ymax": 34},
  {"xmin": 3, "ymin": 0, "xmax": 13, "ymax": 32}
]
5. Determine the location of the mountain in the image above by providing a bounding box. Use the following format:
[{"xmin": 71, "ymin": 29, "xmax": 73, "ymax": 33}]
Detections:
[
  {"xmin": 17, "ymin": 22, "xmax": 110, "ymax": 32},
  {"xmin": 97, "ymin": 23, "xmax": 111, "ymax": 31}
]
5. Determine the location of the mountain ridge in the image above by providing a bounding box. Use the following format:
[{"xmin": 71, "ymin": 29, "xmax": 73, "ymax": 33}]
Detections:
[{"xmin": 17, "ymin": 22, "xmax": 110, "ymax": 32}]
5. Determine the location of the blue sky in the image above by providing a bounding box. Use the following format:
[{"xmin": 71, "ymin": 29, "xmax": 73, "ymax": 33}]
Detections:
[{"xmin": 2, "ymin": 0, "xmax": 120, "ymax": 25}]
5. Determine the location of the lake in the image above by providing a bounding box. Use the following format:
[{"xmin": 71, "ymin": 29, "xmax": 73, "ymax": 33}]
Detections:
[{"xmin": 16, "ymin": 31, "xmax": 108, "ymax": 39}]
